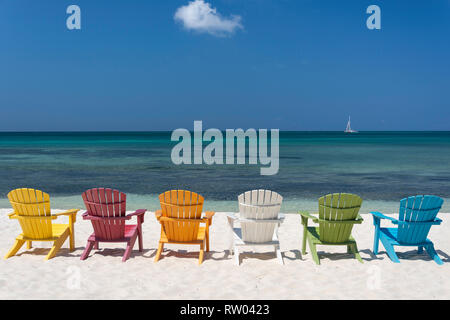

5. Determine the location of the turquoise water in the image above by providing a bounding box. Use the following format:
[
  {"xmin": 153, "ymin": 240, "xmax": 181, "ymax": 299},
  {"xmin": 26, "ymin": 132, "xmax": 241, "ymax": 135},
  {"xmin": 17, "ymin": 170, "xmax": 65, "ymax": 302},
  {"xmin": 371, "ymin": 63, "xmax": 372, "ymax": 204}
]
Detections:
[{"xmin": 0, "ymin": 131, "xmax": 449, "ymax": 213}]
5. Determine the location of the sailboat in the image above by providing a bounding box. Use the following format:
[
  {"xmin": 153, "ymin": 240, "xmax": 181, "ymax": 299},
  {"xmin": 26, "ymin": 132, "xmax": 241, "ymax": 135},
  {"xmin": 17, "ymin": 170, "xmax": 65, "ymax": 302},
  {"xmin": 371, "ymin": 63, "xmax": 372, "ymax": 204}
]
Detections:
[{"xmin": 344, "ymin": 116, "xmax": 358, "ymax": 133}]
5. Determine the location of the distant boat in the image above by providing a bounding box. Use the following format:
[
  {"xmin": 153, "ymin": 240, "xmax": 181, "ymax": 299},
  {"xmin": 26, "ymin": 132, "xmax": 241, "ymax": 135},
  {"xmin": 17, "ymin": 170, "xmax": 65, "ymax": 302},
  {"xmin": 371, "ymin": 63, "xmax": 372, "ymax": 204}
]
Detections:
[{"xmin": 344, "ymin": 116, "xmax": 358, "ymax": 133}]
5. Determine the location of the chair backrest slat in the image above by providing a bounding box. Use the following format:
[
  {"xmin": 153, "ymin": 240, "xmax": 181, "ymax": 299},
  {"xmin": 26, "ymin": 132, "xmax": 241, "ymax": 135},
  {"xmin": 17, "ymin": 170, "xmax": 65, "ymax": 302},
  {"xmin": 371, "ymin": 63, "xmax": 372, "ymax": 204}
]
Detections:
[
  {"xmin": 239, "ymin": 189, "xmax": 282, "ymax": 220},
  {"xmin": 159, "ymin": 190, "xmax": 204, "ymax": 242},
  {"xmin": 8, "ymin": 188, "xmax": 53, "ymax": 239},
  {"xmin": 82, "ymin": 188, "xmax": 127, "ymax": 241},
  {"xmin": 238, "ymin": 189, "xmax": 283, "ymax": 243},
  {"xmin": 318, "ymin": 193, "xmax": 362, "ymax": 243},
  {"xmin": 397, "ymin": 195, "xmax": 443, "ymax": 244}
]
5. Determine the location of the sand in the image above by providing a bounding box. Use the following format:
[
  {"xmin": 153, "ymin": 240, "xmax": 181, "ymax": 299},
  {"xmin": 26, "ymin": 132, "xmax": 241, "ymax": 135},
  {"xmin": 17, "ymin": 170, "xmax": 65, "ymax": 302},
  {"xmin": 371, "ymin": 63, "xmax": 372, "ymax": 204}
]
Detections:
[{"xmin": 0, "ymin": 209, "xmax": 449, "ymax": 299}]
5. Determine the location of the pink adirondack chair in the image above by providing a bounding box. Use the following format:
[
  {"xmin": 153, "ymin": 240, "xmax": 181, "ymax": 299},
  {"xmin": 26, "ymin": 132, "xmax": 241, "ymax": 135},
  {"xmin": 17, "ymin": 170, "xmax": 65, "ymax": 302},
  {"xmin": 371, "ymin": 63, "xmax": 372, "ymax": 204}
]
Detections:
[{"xmin": 80, "ymin": 188, "xmax": 146, "ymax": 262}]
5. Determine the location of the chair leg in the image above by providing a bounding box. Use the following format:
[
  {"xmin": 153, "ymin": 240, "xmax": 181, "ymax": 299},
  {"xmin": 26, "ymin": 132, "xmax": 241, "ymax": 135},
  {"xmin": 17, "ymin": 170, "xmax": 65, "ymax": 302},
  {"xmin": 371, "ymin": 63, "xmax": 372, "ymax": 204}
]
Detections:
[
  {"xmin": 80, "ymin": 241, "xmax": 95, "ymax": 260},
  {"xmin": 199, "ymin": 242, "xmax": 205, "ymax": 265},
  {"xmin": 234, "ymin": 246, "xmax": 240, "ymax": 266},
  {"xmin": 418, "ymin": 246, "xmax": 424, "ymax": 254},
  {"xmin": 68, "ymin": 215, "xmax": 75, "ymax": 252},
  {"xmin": 26, "ymin": 241, "xmax": 32, "ymax": 249},
  {"xmin": 373, "ymin": 227, "xmax": 380, "ymax": 255},
  {"xmin": 350, "ymin": 243, "xmax": 363, "ymax": 263},
  {"xmin": 301, "ymin": 227, "xmax": 308, "ymax": 255},
  {"xmin": 138, "ymin": 230, "xmax": 143, "ymax": 252},
  {"xmin": 425, "ymin": 244, "xmax": 443, "ymax": 265},
  {"xmin": 275, "ymin": 245, "xmax": 284, "ymax": 265},
  {"xmin": 206, "ymin": 231, "xmax": 210, "ymax": 252},
  {"xmin": 122, "ymin": 233, "xmax": 138, "ymax": 262},
  {"xmin": 308, "ymin": 237, "xmax": 320, "ymax": 265},
  {"xmin": 46, "ymin": 230, "xmax": 69, "ymax": 260},
  {"xmin": 4, "ymin": 239, "xmax": 26, "ymax": 259},
  {"xmin": 154, "ymin": 242, "xmax": 164, "ymax": 262},
  {"xmin": 69, "ymin": 230, "xmax": 75, "ymax": 252},
  {"xmin": 380, "ymin": 236, "xmax": 400, "ymax": 263}
]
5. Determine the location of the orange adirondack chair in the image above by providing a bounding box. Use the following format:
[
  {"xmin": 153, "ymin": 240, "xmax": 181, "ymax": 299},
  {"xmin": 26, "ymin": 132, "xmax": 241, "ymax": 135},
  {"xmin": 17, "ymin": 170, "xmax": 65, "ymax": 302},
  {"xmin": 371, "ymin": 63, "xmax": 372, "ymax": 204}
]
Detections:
[
  {"xmin": 154, "ymin": 190, "xmax": 214, "ymax": 265},
  {"xmin": 4, "ymin": 188, "xmax": 79, "ymax": 260}
]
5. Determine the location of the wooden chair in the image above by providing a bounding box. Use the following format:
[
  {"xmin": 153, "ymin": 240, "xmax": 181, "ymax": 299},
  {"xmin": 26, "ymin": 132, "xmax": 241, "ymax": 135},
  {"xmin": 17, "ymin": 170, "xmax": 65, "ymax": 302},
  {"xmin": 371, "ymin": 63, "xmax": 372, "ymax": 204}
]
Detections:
[
  {"xmin": 4, "ymin": 188, "xmax": 79, "ymax": 260},
  {"xmin": 154, "ymin": 190, "xmax": 214, "ymax": 265},
  {"xmin": 80, "ymin": 188, "xmax": 146, "ymax": 262},
  {"xmin": 227, "ymin": 189, "xmax": 284, "ymax": 265},
  {"xmin": 371, "ymin": 195, "xmax": 444, "ymax": 265},
  {"xmin": 300, "ymin": 193, "xmax": 364, "ymax": 265}
]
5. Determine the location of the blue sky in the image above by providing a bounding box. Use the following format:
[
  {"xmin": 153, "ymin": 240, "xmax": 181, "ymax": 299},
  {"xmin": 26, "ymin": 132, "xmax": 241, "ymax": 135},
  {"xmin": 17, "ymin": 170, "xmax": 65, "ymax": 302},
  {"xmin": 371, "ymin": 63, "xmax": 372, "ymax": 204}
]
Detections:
[{"xmin": 0, "ymin": 0, "xmax": 449, "ymax": 131}]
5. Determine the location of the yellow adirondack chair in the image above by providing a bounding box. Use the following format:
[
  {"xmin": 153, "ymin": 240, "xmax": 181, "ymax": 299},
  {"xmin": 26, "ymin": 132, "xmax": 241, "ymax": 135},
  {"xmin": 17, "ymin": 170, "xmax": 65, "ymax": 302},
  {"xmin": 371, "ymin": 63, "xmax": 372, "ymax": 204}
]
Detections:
[
  {"xmin": 4, "ymin": 188, "xmax": 79, "ymax": 260},
  {"xmin": 154, "ymin": 190, "xmax": 214, "ymax": 265}
]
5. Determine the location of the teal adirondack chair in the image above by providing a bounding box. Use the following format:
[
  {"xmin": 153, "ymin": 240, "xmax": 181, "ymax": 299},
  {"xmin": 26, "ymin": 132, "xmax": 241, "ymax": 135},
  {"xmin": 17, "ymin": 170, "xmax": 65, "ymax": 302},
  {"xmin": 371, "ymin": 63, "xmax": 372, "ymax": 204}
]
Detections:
[
  {"xmin": 299, "ymin": 193, "xmax": 364, "ymax": 265},
  {"xmin": 371, "ymin": 195, "xmax": 444, "ymax": 265}
]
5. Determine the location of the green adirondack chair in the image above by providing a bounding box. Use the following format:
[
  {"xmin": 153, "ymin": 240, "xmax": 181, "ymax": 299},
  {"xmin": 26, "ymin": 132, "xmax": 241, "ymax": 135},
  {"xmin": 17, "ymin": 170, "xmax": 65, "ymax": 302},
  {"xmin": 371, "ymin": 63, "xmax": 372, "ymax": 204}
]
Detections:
[{"xmin": 299, "ymin": 193, "xmax": 364, "ymax": 265}]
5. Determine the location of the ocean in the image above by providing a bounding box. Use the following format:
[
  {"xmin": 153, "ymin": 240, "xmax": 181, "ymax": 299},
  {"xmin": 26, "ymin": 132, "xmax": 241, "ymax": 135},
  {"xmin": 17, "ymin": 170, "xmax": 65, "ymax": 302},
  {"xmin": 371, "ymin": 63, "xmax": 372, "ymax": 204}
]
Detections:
[{"xmin": 0, "ymin": 131, "xmax": 449, "ymax": 213}]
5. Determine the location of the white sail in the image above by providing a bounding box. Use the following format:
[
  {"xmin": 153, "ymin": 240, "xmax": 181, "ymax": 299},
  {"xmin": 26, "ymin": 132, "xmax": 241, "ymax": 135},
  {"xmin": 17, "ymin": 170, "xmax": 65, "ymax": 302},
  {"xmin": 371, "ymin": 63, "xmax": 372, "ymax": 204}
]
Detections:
[
  {"xmin": 344, "ymin": 116, "xmax": 358, "ymax": 133},
  {"xmin": 346, "ymin": 117, "xmax": 351, "ymax": 131}
]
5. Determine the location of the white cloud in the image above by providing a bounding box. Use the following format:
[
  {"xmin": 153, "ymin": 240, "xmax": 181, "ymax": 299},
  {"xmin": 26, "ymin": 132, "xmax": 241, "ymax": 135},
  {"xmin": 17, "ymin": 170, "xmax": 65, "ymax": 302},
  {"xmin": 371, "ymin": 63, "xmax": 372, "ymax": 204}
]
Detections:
[{"xmin": 174, "ymin": 0, "xmax": 243, "ymax": 36}]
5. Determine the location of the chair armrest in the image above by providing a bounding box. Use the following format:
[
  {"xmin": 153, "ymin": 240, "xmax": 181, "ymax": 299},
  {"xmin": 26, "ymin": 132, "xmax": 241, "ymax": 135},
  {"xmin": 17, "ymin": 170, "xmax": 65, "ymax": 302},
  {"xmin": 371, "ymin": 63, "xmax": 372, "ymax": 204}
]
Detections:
[
  {"xmin": 225, "ymin": 213, "xmax": 237, "ymax": 230},
  {"xmin": 298, "ymin": 211, "xmax": 319, "ymax": 224},
  {"xmin": 127, "ymin": 209, "xmax": 146, "ymax": 224},
  {"xmin": 154, "ymin": 210, "xmax": 162, "ymax": 220},
  {"xmin": 204, "ymin": 211, "xmax": 215, "ymax": 219},
  {"xmin": 370, "ymin": 211, "xmax": 399, "ymax": 224},
  {"xmin": 226, "ymin": 212, "xmax": 238, "ymax": 220},
  {"xmin": 53, "ymin": 209, "xmax": 79, "ymax": 217},
  {"xmin": 202, "ymin": 211, "xmax": 215, "ymax": 228},
  {"xmin": 7, "ymin": 212, "xmax": 18, "ymax": 219},
  {"xmin": 276, "ymin": 213, "xmax": 286, "ymax": 226},
  {"xmin": 127, "ymin": 209, "xmax": 146, "ymax": 217},
  {"xmin": 354, "ymin": 214, "xmax": 364, "ymax": 224}
]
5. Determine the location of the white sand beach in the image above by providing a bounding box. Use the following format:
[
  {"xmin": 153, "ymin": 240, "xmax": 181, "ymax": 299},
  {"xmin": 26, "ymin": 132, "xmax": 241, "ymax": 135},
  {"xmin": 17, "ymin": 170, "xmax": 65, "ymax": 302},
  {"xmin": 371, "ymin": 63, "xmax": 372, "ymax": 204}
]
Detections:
[{"xmin": 0, "ymin": 209, "xmax": 449, "ymax": 300}]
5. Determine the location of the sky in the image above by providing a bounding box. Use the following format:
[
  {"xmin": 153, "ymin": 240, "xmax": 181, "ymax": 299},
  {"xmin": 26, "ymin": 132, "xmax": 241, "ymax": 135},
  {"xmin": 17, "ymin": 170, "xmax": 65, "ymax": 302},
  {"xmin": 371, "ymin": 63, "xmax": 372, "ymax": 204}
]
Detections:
[{"xmin": 0, "ymin": 0, "xmax": 449, "ymax": 131}]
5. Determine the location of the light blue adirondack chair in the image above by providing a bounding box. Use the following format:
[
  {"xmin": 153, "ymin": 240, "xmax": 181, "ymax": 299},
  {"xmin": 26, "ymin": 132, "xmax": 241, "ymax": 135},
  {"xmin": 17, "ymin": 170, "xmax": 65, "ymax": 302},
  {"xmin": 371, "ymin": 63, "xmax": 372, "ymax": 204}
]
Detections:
[{"xmin": 371, "ymin": 195, "xmax": 444, "ymax": 265}]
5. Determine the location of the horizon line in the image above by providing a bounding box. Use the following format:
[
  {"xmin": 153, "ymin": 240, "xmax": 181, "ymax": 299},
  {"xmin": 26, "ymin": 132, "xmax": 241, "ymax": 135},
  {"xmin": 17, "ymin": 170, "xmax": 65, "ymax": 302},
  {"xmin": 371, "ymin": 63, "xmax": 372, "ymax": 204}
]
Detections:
[{"xmin": 0, "ymin": 130, "xmax": 449, "ymax": 133}]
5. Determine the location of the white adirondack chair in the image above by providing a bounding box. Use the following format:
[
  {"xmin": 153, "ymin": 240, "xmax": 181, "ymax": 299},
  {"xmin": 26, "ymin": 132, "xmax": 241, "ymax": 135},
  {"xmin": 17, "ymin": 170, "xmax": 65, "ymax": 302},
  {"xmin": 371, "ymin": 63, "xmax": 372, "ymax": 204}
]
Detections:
[{"xmin": 227, "ymin": 190, "xmax": 284, "ymax": 265}]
